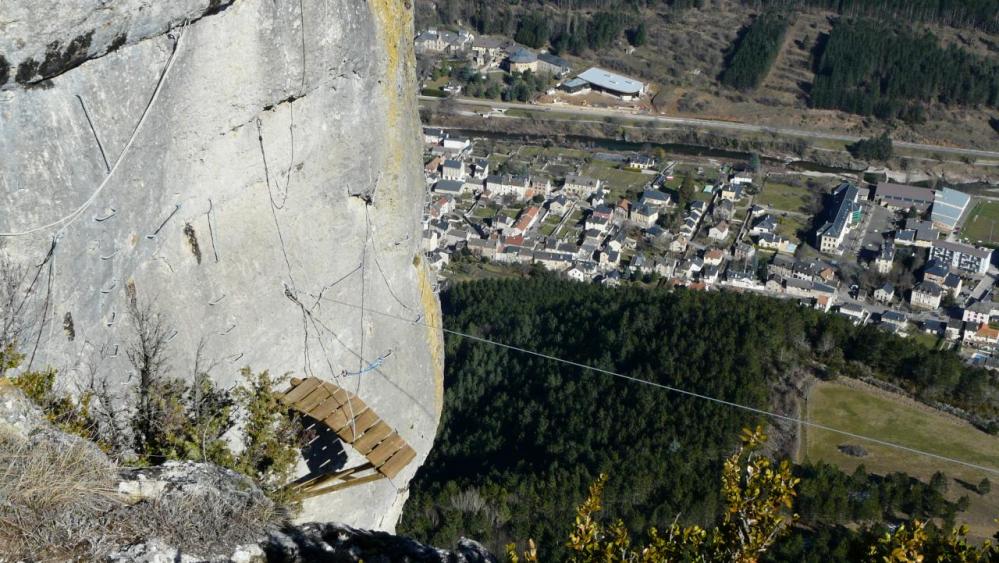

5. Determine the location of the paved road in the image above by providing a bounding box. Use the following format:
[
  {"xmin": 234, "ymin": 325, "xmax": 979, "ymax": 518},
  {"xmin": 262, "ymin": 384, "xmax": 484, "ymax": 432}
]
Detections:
[{"xmin": 422, "ymin": 96, "xmax": 999, "ymax": 161}]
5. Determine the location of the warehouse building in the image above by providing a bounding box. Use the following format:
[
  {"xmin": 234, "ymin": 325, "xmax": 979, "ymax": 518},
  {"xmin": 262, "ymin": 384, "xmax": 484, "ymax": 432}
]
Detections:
[
  {"xmin": 571, "ymin": 67, "xmax": 646, "ymax": 100},
  {"xmin": 875, "ymin": 182, "xmax": 935, "ymax": 212},
  {"xmin": 931, "ymin": 187, "xmax": 971, "ymax": 232}
]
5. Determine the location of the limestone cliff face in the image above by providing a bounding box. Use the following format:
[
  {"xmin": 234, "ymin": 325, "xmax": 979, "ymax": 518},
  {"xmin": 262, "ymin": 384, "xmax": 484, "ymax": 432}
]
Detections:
[{"xmin": 0, "ymin": 0, "xmax": 442, "ymax": 529}]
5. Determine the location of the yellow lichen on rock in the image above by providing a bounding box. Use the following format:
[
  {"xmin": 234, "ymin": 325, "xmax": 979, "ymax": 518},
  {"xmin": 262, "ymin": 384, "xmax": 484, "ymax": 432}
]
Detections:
[
  {"xmin": 368, "ymin": 0, "xmax": 415, "ymax": 206},
  {"xmin": 417, "ymin": 260, "xmax": 445, "ymax": 418}
]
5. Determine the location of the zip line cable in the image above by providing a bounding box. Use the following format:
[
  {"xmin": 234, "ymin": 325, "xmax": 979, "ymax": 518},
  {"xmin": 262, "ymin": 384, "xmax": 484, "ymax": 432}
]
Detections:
[{"xmin": 318, "ymin": 295, "xmax": 999, "ymax": 477}]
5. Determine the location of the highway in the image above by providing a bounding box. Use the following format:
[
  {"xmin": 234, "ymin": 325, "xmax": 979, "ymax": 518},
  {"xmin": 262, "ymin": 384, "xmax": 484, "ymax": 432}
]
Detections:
[{"xmin": 420, "ymin": 96, "xmax": 999, "ymax": 161}]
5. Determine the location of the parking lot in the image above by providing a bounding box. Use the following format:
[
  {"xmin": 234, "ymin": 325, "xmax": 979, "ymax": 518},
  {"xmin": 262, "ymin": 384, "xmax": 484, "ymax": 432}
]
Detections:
[{"xmin": 840, "ymin": 201, "xmax": 894, "ymax": 259}]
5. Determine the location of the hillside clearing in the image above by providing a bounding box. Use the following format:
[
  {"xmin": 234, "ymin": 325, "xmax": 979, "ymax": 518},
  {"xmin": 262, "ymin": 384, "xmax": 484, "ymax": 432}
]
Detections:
[{"xmin": 803, "ymin": 378, "xmax": 999, "ymax": 540}]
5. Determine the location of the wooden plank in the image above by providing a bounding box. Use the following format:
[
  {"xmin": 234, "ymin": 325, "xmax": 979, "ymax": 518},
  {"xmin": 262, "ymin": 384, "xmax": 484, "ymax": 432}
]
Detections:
[
  {"xmin": 352, "ymin": 409, "xmax": 380, "ymax": 435},
  {"xmin": 297, "ymin": 385, "xmax": 332, "ymax": 411},
  {"xmin": 326, "ymin": 406, "xmax": 379, "ymax": 443},
  {"xmin": 351, "ymin": 421, "xmax": 392, "ymax": 453},
  {"xmin": 302, "ymin": 472, "xmax": 384, "ymax": 498},
  {"xmin": 296, "ymin": 386, "xmax": 332, "ymax": 413},
  {"xmin": 320, "ymin": 383, "xmax": 351, "ymax": 406},
  {"xmin": 281, "ymin": 378, "xmax": 320, "ymax": 405},
  {"xmin": 379, "ymin": 445, "xmax": 417, "ymax": 479},
  {"xmin": 293, "ymin": 463, "xmax": 368, "ymax": 491},
  {"xmin": 324, "ymin": 407, "xmax": 352, "ymax": 432},
  {"xmin": 342, "ymin": 396, "xmax": 367, "ymax": 415},
  {"xmin": 309, "ymin": 396, "xmax": 345, "ymax": 421},
  {"xmin": 367, "ymin": 433, "xmax": 405, "ymax": 466},
  {"xmin": 326, "ymin": 399, "xmax": 370, "ymax": 431},
  {"xmin": 335, "ymin": 411, "xmax": 377, "ymax": 443}
]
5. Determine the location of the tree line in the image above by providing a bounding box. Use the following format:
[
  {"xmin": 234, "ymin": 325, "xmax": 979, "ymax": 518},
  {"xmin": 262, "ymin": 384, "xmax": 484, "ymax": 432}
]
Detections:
[
  {"xmin": 420, "ymin": 0, "xmax": 997, "ymax": 41},
  {"xmin": 513, "ymin": 10, "xmax": 644, "ymax": 54},
  {"xmin": 720, "ymin": 11, "xmax": 791, "ymax": 91},
  {"xmin": 431, "ymin": 63, "xmax": 555, "ymax": 102},
  {"xmin": 848, "ymin": 132, "xmax": 894, "ymax": 160},
  {"xmin": 811, "ymin": 19, "xmax": 999, "ymax": 120},
  {"xmin": 754, "ymin": 0, "xmax": 999, "ymax": 33},
  {"xmin": 398, "ymin": 278, "xmax": 995, "ymax": 559}
]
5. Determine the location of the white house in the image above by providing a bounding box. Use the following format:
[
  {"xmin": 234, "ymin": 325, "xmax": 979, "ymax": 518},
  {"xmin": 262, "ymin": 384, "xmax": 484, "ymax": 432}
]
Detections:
[
  {"xmin": 708, "ymin": 221, "xmax": 730, "ymax": 241},
  {"xmin": 910, "ymin": 281, "xmax": 942, "ymax": 310},
  {"xmin": 874, "ymin": 282, "xmax": 895, "ymax": 304},
  {"xmin": 563, "ymin": 175, "xmax": 602, "ymax": 199},
  {"xmin": 963, "ymin": 301, "xmax": 992, "ymax": 325},
  {"xmin": 631, "ymin": 204, "xmax": 658, "ymax": 228},
  {"xmin": 440, "ymin": 159, "xmax": 465, "ymax": 180}
]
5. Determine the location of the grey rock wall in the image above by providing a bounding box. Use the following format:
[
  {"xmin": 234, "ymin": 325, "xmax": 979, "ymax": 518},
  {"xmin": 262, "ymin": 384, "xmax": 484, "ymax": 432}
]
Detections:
[{"xmin": 0, "ymin": 0, "xmax": 442, "ymax": 530}]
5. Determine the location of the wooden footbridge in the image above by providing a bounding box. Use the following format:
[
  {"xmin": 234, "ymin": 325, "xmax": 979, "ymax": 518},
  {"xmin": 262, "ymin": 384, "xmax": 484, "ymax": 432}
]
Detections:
[{"xmin": 278, "ymin": 377, "xmax": 416, "ymax": 498}]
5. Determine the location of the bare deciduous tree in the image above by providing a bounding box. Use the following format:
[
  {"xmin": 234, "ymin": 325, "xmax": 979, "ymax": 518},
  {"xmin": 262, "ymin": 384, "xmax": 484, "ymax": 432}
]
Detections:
[
  {"xmin": 0, "ymin": 248, "xmax": 29, "ymax": 375},
  {"xmin": 125, "ymin": 298, "xmax": 172, "ymax": 455},
  {"xmin": 80, "ymin": 355, "xmax": 130, "ymax": 455}
]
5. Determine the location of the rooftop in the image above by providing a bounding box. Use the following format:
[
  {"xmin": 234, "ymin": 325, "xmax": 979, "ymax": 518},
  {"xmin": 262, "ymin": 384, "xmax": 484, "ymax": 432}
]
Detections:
[
  {"xmin": 817, "ymin": 182, "xmax": 860, "ymax": 241},
  {"xmin": 932, "ymin": 187, "xmax": 972, "ymax": 229},
  {"xmin": 472, "ymin": 36, "xmax": 503, "ymax": 49},
  {"xmin": 508, "ymin": 48, "xmax": 537, "ymax": 64},
  {"xmin": 914, "ymin": 280, "xmax": 942, "ymax": 296},
  {"xmin": 976, "ymin": 324, "xmax": 999, "ymax": 339},
  {"xmin": 880, "ymin": 242, "xmax": 895, "ymax": 259},
  {"xmin": 933, "ymin": 239, "xmax": 993, "ymax": 259},
  {"xmin": 565, "ymin": 174, "xmax": 600, "ymax": 188},
  {"xmin": 538, "ymin": 52, "xmax": 570, "ymax": 68},
  {"xmin": 924, "ymin": 260, "xmax": 949, "ymax": 277},
  {"xmin": 576, "ymin": 67, "xmax": 645, "ymax": 95},
  {"xmin": 840, "ymin": 303, "xmax": 864, "ymax": 314},
  {"xmin": 882, "ymin": 310, "xmax": 906, "ymax": 322},
  {"xmin": 876, "ymin": 182, "xmax": 935, "ymax": 204},
  {"xmin": 641, "ymin": 189, "xmax": 671, "ymax": 202},
  {"xmin": 434, "ymin": 179, "xmax": 464, "ymax": 193}
]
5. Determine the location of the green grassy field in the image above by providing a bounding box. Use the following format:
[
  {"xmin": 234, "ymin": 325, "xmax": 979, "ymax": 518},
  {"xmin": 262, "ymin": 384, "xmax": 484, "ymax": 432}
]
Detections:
[
  {"xmin": 804, "ymin": 380, "xmax": 999, "ymax": 539},
  {"xmin": 692, "ymin": 188, "xmax": 715, "ymax": 203},
  {"xmin": 487, "ymin": 154, "xmax": 509, "ymax": 170},
  {"xmin": 520, "ymin": 146, "xmax": 591, "ymax": 160},
  {"xmin": 909, "ymin": 330, "xmax": 944, "ymax": 351},
  {"xmin": 960, "ymin": 201, "xmax": 999, "ymax": 247},
  {"xmin": 471, "ymin": 205, "xmax": 498, "ymax": 219},
  {"xmin": 776, "ymin": 214, "xmax": 806, "ymax": 243},
  {"xmin": 584, "ymin": 161, "xmax": 650, "ymax": 200},
  {"xmin": 757, "ymin": 182, "xmax": 816, "ymax": 214}
]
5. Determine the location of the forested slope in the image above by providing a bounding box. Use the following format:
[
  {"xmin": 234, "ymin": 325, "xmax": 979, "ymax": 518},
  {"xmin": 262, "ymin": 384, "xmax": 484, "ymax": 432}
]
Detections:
[
  {"xmin": 812, "ymin": 19, "xmax": 999, "ymax": 120},
  {"xmin": 720, "ymin": 11, "xmax": 790, "ymax": 91},
  {"xmin": 418, "ymin": 0, "xmax": 998, "ymax": 125},
  {"xmin": 761, "ymin": 0, "xmax": 999, "ymax": 33},
  {"xmin": 399, "ymin": 279, "xmax": 996, "ymax": 559}
]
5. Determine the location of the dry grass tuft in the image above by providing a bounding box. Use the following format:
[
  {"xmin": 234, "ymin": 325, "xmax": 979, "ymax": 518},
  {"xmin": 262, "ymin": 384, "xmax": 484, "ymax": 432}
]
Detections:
[
  {"xmin": 124, "ymin": 464, "xmax": 280, "ymax": 554},
  {"xmin": 0, "ymin": 428, "xmax": 282, "ymax": 560},
  {"xmin": 0, "ymin": 429, "xmax": 126, "ymax": 561}
]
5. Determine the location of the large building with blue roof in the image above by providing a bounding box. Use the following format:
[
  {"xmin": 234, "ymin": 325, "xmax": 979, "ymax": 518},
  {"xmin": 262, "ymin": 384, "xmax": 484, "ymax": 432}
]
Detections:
[
  {"xmin": 572, "ymin": 67, "xmax": 646, "ymax": 100},
  {"xmin": 932, "ymin": 187, "xmax": 971, "ymax": 232}
]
